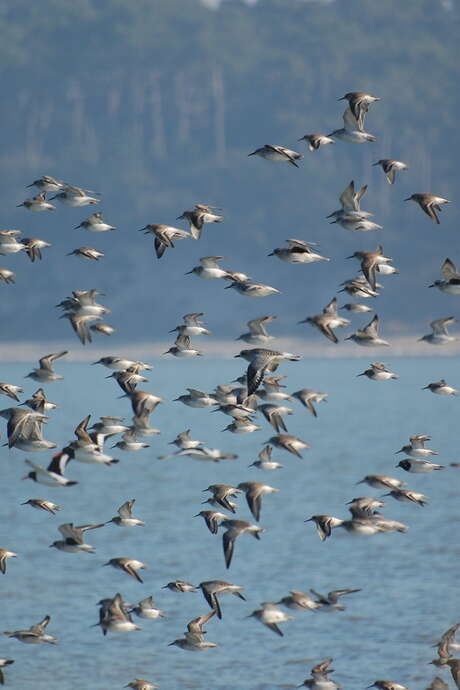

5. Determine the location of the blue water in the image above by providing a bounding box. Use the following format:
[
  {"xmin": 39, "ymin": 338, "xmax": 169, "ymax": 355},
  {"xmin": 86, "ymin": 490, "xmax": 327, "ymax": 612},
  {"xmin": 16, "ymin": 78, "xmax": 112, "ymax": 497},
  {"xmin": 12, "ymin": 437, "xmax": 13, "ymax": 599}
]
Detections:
[{"xmin": 0, "ymin": 357, "xmax": 458, "ymax": 689}]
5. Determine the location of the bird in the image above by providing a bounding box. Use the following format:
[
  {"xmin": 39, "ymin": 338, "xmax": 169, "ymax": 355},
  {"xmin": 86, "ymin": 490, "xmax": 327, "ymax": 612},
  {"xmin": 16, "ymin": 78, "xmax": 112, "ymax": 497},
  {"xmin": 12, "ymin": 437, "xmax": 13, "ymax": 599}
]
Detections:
[
  {"xmin": 21, "ymin": 498, "xmax": 62, "ymax": 515},
  {"xmin": 268, "ymin": 239, "xmax": 330, "ymax": 264},
  {"xmin": 0, "ymin": 268, "xmax": 15, "ymax": 283},
  {"xmin": 247, "ymin": 602, "xmax": 292, "ymax": 636},
  {"xmin": 92, "ymin": 356, "xmax": 152, "ymax": 371},
  {"xmin": 0, "ymin": 659, "xmax": 14, "ymax": 685},
  {"xmin": 124, "ymin": 679, "xmax": 158, "ymax": 690},
  {"xmin": 104, "ymin": 558, "xmax": 148, "ymax": 583},
  {"xmin": 162, "ymin": 580, "xmax": 197, "ymax": 593},
  {"xmin": 373, "ymin": 159, "xmax": 408, "ymax": 184},
  {"xmin": 0, "ymin": 382, "xmax": 23, "ymax": 402},
  {"xmin": 265, "ymin": 433, "xmax": 310, "ymax": 458},
  {"xmin": 404, "ymin": 193, "xmax": 450, "ymax": 224},
  {"xmin": 396, "ymin": 459, "xmax": 444, "ymax": 473},
  {"xmin": 298, "ymin": 133, "xmax": 335, "ymax": 151},
  {"xmin": 21, "ymin": 387, "xmax": 58, "ymax": 413},
  {"xmin": 237, "ymin": 316, "xmax": 277, "ymax": 344},
  {"xmin": 95, "ymin": 593, "xmax": 141, "ymax": 635},
  {"xmin": 225, "ymin": 279, "xmax": 281, "ymax": 298},
  {"xmin": 74, "ymin": 212, "xmax": 116, "ymax": 232},
  {"xmin": 106, "ymin": 500, "xmax": 145, "ymax": 527},
  {"xmin": 298, "ymin": 297, "xmax": 350, "ymax": 343},
  {"xmin": 16, "ymin": 192, "xmax": 56, "ymax": 211},
  {"xmin": 346, "ymin": 246, "xmax": 392, "ymax": 291},
  {"xmin": 0, "ymin": 549, "xmax": 17, "ymax": 574},
  {"xmin": 164, "ymin": 334, "xmax": 203, "ymax": 357},
  {"xmin": 128, "ymin": 596, "xmax": 165, "ymax": 620},
  {"xmin": 177, "ymin": 204, "xmax": 223, "ymax": 240},
  {"xmin": 338, "ymin": 91, "xmax": 380, "ymax": 129},
  {"xmin": 140, "ymin": 224, "xmax": 190, "ymax": 259},
  {"xmin": 4, "ymin": 615, "xmax": 57, "ymax": 644},
  {"xmin": 345, "ymin": 314, "xmax": 389, "ymax": 347},
  {"xmin": 0, "ymin": 407, "xmax": 56, "ymax": 452},
  {"xmin": 221, "ymin": 519, "xmax": 264, "ymax": 568},
  {"xmin": 328, "ymin": 106, "xmax": 377, "ymax": 143},
  {"xmin": 194, "ymin": 510, "xmax": 229, "ymax": 534},
  {"xmin": 304, "ymin": 514, "xmax": 344, "ymax": 541},
  {"xmin": 185, "ymin": 256, "xmax": 229, "ymax": 279},
  {"xmin": 50, "ymin": 522, "xmax": 105, "ymax": 553},
  {"xmin": 198, "ymin": 580, "xmax": 246, "ymax": 619},
  {"xmin": 22, "ymin": 455, "xmax": 77, "ymax": 487},
  {"xmin": 168, "ymin": 611, "xmax": 217, "ymax": 651},
  {"xmin": 367, "ymin": 683, "xmax": 410, "ymax": 690},
  {"xmin": 26, "ymin": 174, "xmax": 65, "ymax": 192},
  {"xmin": 248, "ymin": 445, "xmax": 283, "ymax": 470},
  {"xmin": 235, "ymin": 348, "xmax": 300, "ymax": 396},
  {"xmin": 21, "ymin": 237, "xmax": 51, "ymax": 262},
  {"xmin": 276, "ymin": 589, "xmax": 322, "ymax": 611},
  {"xmin": 309, "ymin": 587, "xmax": 361, "ymax": 611},
  {"xmin": 429, "ymin": 258, "xmax": 460, "ymax": 294},
  {"xmin": 49, "ymin": 185, "xmax": 99, "ymax": 207},
  {"xmin": 396, "ymin": 434, "xmax": 438, "ymax": 458},
  {"xmin": 67, "ymin": 246, "xmax": 105, "ymax": 261},
  {"xmin": 419, "ymin": 317, "xmax": 457, "ymax": 345},
  {"xmin": 423, "ymin": 380, "xmax": 458, "ymax": 396},
  {"xmin": 292, "ymin": 389, "xmax": 329, "ymax": 417},
  {"xmin": 383, "ymin": 489, "xmax": 428, "ymax": 506},
  {"xmin": 248, "ymin": 144, "xmax": 303, "ymax": 167},
  {"xmin": 356, "ymin": 474, "xmax": 406, "ymax": 490},
  {"xmin": 357, "ymin": 362, "xmax": 398, "ymax": 381},
  {"xmin": 236, "ymin": 481, "xmax": 280, "ymax": 521},
  {"xmin": 202, "ymin": 484, "xmax": 241, "ymax": 513},
  {"xmin": 25, "ymin": 351, "xmax": 68, "ymax": 382}
]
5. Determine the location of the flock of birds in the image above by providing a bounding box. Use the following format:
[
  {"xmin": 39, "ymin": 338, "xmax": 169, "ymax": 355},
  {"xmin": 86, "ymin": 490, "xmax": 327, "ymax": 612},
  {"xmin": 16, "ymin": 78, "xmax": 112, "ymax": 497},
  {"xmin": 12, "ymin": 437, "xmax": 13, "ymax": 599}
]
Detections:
[{"xmin": 0, "ymin": 89, "xmax": 458, "ymax": 690}]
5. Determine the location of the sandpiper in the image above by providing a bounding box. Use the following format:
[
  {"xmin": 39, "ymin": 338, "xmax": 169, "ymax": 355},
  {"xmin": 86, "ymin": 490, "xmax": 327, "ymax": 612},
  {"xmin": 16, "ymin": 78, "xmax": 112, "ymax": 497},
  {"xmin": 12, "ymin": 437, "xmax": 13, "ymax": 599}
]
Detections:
[
  {"xmin": 419, "ymin": 317, "xmax": 457, "ymax": 345},
  {"xmin": 129, "ymin": 596, "xmax": 165, "ymax": 620},
  {"xmin": 383, "ymin": 489, "xmax": 428, "ymax": 506},
  {"xmin": 298, "ymin": 133, "xmax": 335, "ymax": 151},
  {"xmin": 21, "ymin": 498, "xmax": 62, "ymax": 515},
  {"xmin": 75, "ymin": 212, "xmax": 116, "ymax": 232},
  {"xmin": 0, "ymin": 382, "xmax": 23, "ymax": 402},
  {"xmin": 177, "ymin": 204, "xmax": 223, "ymax": 240},
  {"xmin": 225, "ymin": 279, "xmax": 281, "ymax": 298},
  {"xmin": 198, "ymin": 580, "xmax": 246, "ymax": 619},
  {"xmin": 328, "ymin": 107, "xmax": 376, "ymax": 143},
  {"xmin": 298, "ymin": 297, "xmax": 350, "ymax": 344},
  {"xmin": 185, "ymin": 256, "xmax": 228, "ymax": 279},
  {"xmin": 237, "ymin": 481, "xmax": 279, "ymax": 521},
  {"xmin": 265, "ymin": 433, "xmax": 310, "ymax": 458},
  {"xmin": 405, "ymin": 193, "xmax": 451, "ymax": 224},
  {"xmin": 292, "ymin": 389, "xmax": 329, "ymax": 417},
  {"xmin": 4, "ymin": 615, "xmax": 57, "ymax": 644},
  {"xmin": 49, "ymin": 185, "xmax": 99, "ymax": 207},
  {"xmin": 26, "ymin": 351, "xmax": 68, "ymax": 382},
  {"xmin": 396, "ymin": 459, "xmax": 444, "ymax": 473},
  {"xmin": 430, "ymin": 258, "xmax": 460, "ymax": 294},
  {"xmin": 237, "ymin": 316, "xmax": 277, "ymax": 344},
  {"xmin": 423, "ymin": 380, "xmax": 458, "ymax": 396},
  {"xmin": 249, "ymin": 445, "xmax": 283, "ymax": 470},
  {"xmin": 22, "ymin": 456, "xmax": 78, "ymax": 487},
  {"xmin": 22, "ymin": 237, "xmax": 51, "ymax": 262},
  {"xmin": 338, "ymin": 91, "xmax": 380, "ymax": 129},
  {"xmin": 26, "ymin": 175, "xmax": 65, "ymax": 192},
  {"xmin": 50, "ymin": 522, "xmax": 105, "ymax": 553},
  {"xmin": 248, "ymin": 144, "xmax": 303, "ymax": 167},
  {"xmin": 373, "ymin": 159, "xmax": 408, "ymax": 184},
  {"xmin": 247, "ymin": 602, "xmax": 292, "ymax": 636},
  {"xmin": 221, "ymin": 519, "xmax": 264, "ymax": 568},
  {"xmin": 67, "ymin": 246, "xmax": 105, "ymax": 261},
  {"xmin": 358, "ymin": 362, "xmax": 398, "ymax": 381},
  {"xmin": 106, "ymin": 500, "xmax": 145, "ymax": 527},
  {"xmin": 346, "ymin": 246, "xmax": 392, "ymax": 291},
  {"xmin": 346, "ymin": 314, "xmax": 389, "ymax": 347},
  {"xmin": 141, "ymin": 224, "xmax": 190, "ymax": 259},
  {"xmin": 0, "ymin": 268, "xmax": 15, "ymax": 283},
  {"xmin": 235, "ymin": 348, "xmax": 300, "ymax": 396},
  {"xmin": 0, "ymin": 549, "xmax": 17, "ymax": 574},
  {"xmin": 17, "ymin": 192, "xmax": 56, "ymax": 211},
  {"xmin": 269, "ymin": 238, "xmax": 330, "ymax": 264},
  {"xmin": 104, "ymin": 558, "xmax": 147, "ymax": 583}
]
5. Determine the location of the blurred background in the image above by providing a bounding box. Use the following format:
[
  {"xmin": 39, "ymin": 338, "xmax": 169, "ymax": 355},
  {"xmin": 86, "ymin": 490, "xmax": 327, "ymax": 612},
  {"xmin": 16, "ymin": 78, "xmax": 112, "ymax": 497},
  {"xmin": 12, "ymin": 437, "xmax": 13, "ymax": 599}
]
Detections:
[{"xmin": 1, "ymin": 0, "xmax": 459, "ymax": 348}]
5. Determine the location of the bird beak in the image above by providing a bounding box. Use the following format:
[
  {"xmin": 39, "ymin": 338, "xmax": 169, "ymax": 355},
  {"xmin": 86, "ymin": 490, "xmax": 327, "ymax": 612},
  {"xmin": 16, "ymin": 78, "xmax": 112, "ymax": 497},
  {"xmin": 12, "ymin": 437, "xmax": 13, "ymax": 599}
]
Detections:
[
  {"xmin": 267, "ymin": 252, "xmax": 274, "ymax": 256},
  {"xmin": 403, "ymin": 197, "xmax": 411, "ymax": 202},
  {"xmin": 233, "ymin": 354, "xmax": 241, "ymax": 358}
]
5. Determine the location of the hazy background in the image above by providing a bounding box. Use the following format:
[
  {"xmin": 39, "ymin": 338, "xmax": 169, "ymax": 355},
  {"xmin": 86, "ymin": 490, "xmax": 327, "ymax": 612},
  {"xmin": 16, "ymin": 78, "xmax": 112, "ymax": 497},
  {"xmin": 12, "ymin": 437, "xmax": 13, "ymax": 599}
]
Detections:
[{"xmin": 1, "ymin": 0, "xmax": 459, "ymax": 347}]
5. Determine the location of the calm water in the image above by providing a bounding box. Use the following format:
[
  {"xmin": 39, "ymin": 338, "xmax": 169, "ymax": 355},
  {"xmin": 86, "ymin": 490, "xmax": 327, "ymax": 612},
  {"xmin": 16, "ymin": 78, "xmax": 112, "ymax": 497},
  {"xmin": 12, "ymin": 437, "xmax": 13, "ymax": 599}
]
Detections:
[{"xmin": 0, "ymin": 357, "xmax": 458, "ymax": 689}]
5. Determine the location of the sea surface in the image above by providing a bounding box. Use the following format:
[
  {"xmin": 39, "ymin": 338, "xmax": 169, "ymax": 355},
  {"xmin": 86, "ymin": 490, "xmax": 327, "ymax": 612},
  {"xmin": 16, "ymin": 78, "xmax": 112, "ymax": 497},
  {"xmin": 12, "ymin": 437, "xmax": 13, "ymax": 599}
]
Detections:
[{"xmin": 0, "ymin": 357, "xmax": 458, "ymax": 690}]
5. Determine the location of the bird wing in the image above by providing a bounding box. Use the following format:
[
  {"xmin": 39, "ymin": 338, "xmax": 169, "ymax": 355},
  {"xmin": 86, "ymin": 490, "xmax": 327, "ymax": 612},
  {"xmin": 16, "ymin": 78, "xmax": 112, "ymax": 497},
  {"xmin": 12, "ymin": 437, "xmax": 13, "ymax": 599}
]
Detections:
[
  {"xmin": 441, "ymin": 258, "xmax": 460, "ymax": 280},
  {"xmin": 342, "ymin": 107, "xmax": 362, "ymax": 132},
  {"xmin": 118, "ymin": 500, "xmax": 135, "ymax": 518},
  {"xmin": 39, "ymin": 351, "xmax": 68, "ymax": 371}
]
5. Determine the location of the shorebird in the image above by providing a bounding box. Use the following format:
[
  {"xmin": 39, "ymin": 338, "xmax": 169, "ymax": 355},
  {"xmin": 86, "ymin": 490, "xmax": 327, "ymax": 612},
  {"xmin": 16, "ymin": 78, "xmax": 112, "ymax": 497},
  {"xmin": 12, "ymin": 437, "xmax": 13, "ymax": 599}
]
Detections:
[
  {"xmin": 423, "ymin": 380, "xmax": 458, "ymax": 396},
  {"xmin": 21, "ymin": 388, "xmax": 57, "ymax": 412},
  {"xmin": 50, "ymin": 522, "xmax": 105, "ymax": 553},
  {"xmin": 328, "ymin": 106, "xmax": 376, "ymax": 143},
  {"xmin": 225, "ymin": 279, "xmax": 281, "ymax": 298},
  {"xmin": 247, "ymin": 602, "xmax": 292, "ymax": 636},
  {"xmin": 356, "ymin": 474, "xmax": 406, "ymax": 490},
  {"xmin": 186, "ymin": 256, "xmax": 229, "ymax": 280},
  {"xmin": 198, "ymin": 580, "xmax": 246, "ymax": 619},
  {"xmin": 0, "ymin": 268, "xmax": 15, "ymax": 283},
  {"xmin": 309, "ymin": 588, "xmax": 361, "ymax": 611},
  {"xmin": 0, "ymin": 407, "xmax": 56, "ymax": 452},
  {"xmin": 396, "ymin": 434, "xmax": 438, "ymax": 458},
  {"xmin": 346, "ymin": 246, "xmax": 392, "ymax": 291},
  {"xmin": 106, "ymin": 500, "xmax": 145, "ymax": 527},
  {"xmin": 443, "ymin": 661, "xmax": 460, "ymax": 690},
  {"xmin": 4, "ymin": 615, "xmax": 57, "ymax": 644},
  {"xmin": 129, "ymin": 596, "xmax": 165, "ymax": 620},
  {"xmin": 276, "ymin": 589, "xmax": 322, "ymax": 611},
  {"xmin": 430, "ymin": 258, "xmax": 460, "ymax": 294},
  {"xmin": 164, "ymin": 334, "xmax": 203, "ymax": 357},
  {"xmin": 373, "ymin": 159, "xmax": 408, "ymax": 184},
  {"xmin": 202, "ymin": 484, "xmax": 241, "ymax": 513},
  {"xmin": 194, "ymin": 510, "xmax": 228, "ymax": 534},
  {"xmin": 269, "ymin": 239, "xmax": 330, "ymax": 264},
  {"xmin": 419, "ymin": 317, "xmax": 457, "ymax": 345},
  {"xmin": 0, "ymin": 659, "xmax": 14, "ymax": 685},
  {"xmin": 367, "ymin": 682, "xmax": 410, "ymax": 690},
  {"xmin": 396, "ymin": 459, "xmax": 444, "ymax": 473},
  {"xmin": 328, "ymin": 179, "xmax": 370, "ymax": 218},
  {"xmin": 298, "ymin": 297, "xmax": 350, "ymax": 344},
  {"xmin": 26, "ymin": 175, "xmax": 65, "ymax": 192},
  {"xmin": 22, "ymin": 456, "xmax": 78, "ymax": 487},
  {"xmin": 96, "ymin": 593, "xmax": 141, "ymax": 635},
  {"xmin": 256, "ymin": 376, "xmax": 293, "ymax": 403},
  {"xmin": 162, "ymin": 580, "xmax": 196, "ymax": 593},
  {"xmin": 125, "ymin": 679, "xmax": 158, "ymax": 690},
  {"xmin": 21, "ymin": 498, "xmax": 62, "ymax": 515},
  {"xmin": 339, "ymin": 302, "xmax": 373, "ymax": 313},
  {"xmin": 292, "ymin": 389, "xmax": 329, "ymax": 417},
  {"xmin": 0, "ymin": 549, "xmax": 17, "ymax": 574},
  {"xmin": 237, "ymin": 316, "xmax": 277, "ymax": 344},
  {"xmin": 258, "ymin": 403, "xmax": 293, "ymax": 432},
  {"xmin": 140, "ymin": 224, "xmax": 190, "ymax": 259},
  {"xmin": 16, "ymin": 192, "xmax": 56, "ymax": 211},
  {"xmin": 177, "ymin": 204, "xmax": 223, "ymax": 240},
  {"xmin": 345, "ymin": 314, "xmax": 389, "ymax": 346},
  {"xmin": 92, "ymin": 356, "xmax": 152, "ymax": 371},
  {"xmin": 248, "ymin": 144, "xmax": 303, "ymax": 167},
  {"xmin": 431, "ymin": 623, "xmax": 460, "ymax": 666},
  {"xmin": 0, "ymin": 230, "xmax": 25, "ymax": 255},
  {"xmin": 25, "ymin": 351, "xmax": 68, "ymax": 382},
  {"xmin": 357, "ymin": 362, "xmax": 398, "ymax": 381},
  {"xmin": 21, "ymin": 237, "xmax": 51, "ymax": 262},
  {"xmin": 221, "ymin": 519, "xmax": 264, "ymax": 568},
  {"xmin": 237, "ymin": 481, "xmax": 279, "ymax": 521},
  {"xmin": 75, "ymin": 212, "xmax": 116, "ymax": 232},
  {"xmin": 168, "ymin": 611, "xmax": 217, "ymax": 651},
  {"xmin": 405, "ymin": 193, "xmax": 450, "ymax": 224},
  {"xmin": 339, "ymin": 277, "xmax": 379, "ymax": 299},
  {"xmin": 265, "ymin": 433, "xmax": 310, "ymax": 458},
  {"xmin": 67, "ymin": 246, "xmax": 105, "ymax": 260},
  {"xmin": 0, "ymin": 382, "xmax": 23, "ymax": 402},
  {"xmin": 383, "ymin": 489, "xmax": 428, "ymax": 506},
  {"xmin": 49, "ymin": 185, "xmax": 99, "ymax": 207},
  {"xmin": 235, "ymin": 348, "xmax": 300, "ymax": 396},
  {"xmin": 305, "ymin": 515, "xmax": 343, "ymax": 541},
  {"xmin": 298, "ymin": 133, "xmax": 335, "ymax": 151},
  {"xmin": 104, "ymin": 558, "xmax": 147, "ymax": 583},
  {"xmin": 338, "ymin": 91, "xmax": 380, "ymax": 129},
  {"xmin": 90, "ymin": 322, "xmax": 115, "ymax": 336},
  {"xmin": 249, "ymin": 445, "xmax": 283, "ymax": 470},
  {"xmin": 174, "ymin": 389, "xmax": 217, "ymax": 408}
]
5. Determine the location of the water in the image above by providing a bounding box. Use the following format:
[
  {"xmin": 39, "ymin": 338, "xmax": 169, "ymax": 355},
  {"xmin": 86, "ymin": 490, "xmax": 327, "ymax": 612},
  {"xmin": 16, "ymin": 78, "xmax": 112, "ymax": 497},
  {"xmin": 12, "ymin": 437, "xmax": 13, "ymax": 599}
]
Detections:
[{"xmin": 0, "ymin": 357, "xmax": 458, "ymax": 689}]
